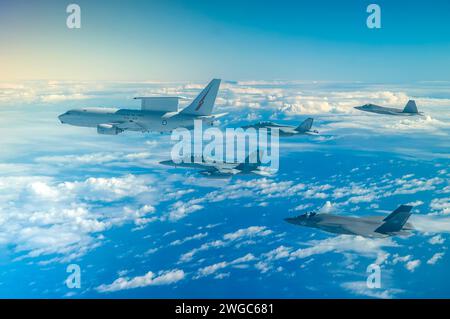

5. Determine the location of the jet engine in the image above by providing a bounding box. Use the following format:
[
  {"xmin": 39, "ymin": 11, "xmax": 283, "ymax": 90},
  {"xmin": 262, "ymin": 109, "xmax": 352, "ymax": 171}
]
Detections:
[{"xmin": 97, "ymin": 124, "xmax": 122, "ymax": 135}]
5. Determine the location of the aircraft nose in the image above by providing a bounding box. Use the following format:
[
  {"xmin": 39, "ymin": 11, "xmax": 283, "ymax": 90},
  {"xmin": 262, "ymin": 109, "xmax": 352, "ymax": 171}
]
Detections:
[{"xmin": 58, "ymin": 114, "xmax": 65, "ymax": 123}]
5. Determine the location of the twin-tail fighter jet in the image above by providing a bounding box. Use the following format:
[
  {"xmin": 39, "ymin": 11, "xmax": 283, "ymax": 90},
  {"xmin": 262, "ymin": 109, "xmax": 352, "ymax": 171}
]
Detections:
[
  {"xmin": 58, "ymin": 79, "xmax": 226, "ymax": 135},
  {"xmin": 160, "ymin": 151, "xmax": 271, "ymax": 178},
  {"xmin": 241, "ymin": 118, "xmax": 318, "ymax": 137},
  {"xmin": 285, "ymin": 205, "xmax": 414, "ymax": 238},
  {"xmin": 354, "ymin": 100, "xmax": 422, "ymax": 116}
]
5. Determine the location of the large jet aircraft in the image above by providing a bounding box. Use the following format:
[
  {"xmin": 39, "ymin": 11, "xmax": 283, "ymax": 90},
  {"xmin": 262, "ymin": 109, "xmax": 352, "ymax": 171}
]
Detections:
[
  {"xmin": 58, "ymin": 79, "xmax": 226, "ymax": 135},
  {"xmin": 354, "ymin": 100, "xmax": 422, "ymax": 116},
  {"xmin": 241, "ymin": 118, "xmax": 318, "ymax": 137},
  {"xmin": 160, "ymin": 151, "xmax": 271, "ymax": 178},
  {"xmin": 285, "ymin": 205, "xmax": 414, "ymax": 238}
]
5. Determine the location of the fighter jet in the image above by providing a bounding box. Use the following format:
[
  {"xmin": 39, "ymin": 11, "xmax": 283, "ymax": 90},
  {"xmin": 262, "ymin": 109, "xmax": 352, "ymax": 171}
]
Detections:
[
  {"xmin": 285, "ymin": 205, "xmax": 414, "ymax": 238},
  {"xmin": 160, "ymin": 151, "xmax": 271, "ymax": 178},
  {"xmin": 58, "ymin": 79, "xmax": 226, "ymax": 135},
  {"xmin": 241, "ymin": 118, "xmax": 318, "ymax": 137},
  {"xmin": 354, "ymin": 100, "xmax": 422, "ymax": 116}
]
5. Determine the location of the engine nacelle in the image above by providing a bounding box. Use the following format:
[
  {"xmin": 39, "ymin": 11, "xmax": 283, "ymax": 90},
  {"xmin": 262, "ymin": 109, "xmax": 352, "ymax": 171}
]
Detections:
[{"xmin": 97, "ymin": 124, "xmax": 121, "ymax": 135}]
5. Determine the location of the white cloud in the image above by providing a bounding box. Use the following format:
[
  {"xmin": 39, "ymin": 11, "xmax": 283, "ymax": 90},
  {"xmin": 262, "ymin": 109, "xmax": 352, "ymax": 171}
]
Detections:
[
  {"xmin": 179, "ymin": 226, "xmax": 273, "ymax": 262},
  {"xmin": 163, "ymin": 178, "xmax": 335, "ymax": 221},
  {"xmin": 263, "ymin": 246, "xmax": 292, "ymax": 261},
  {"xmin": 341, "ymin": 281, "xmax": 403, "ymax": 299},
  {"xmin": 197, "ymin": 262, "xmax": 228, "ymax": 278},
  {"xmin": 388, "ymin": 177, "xmax": 443, "ymax": 196},
  {"xmin": 318, "ymin": 201, "xmax": 335, "ymax": 214},
  {"xmin": 0, "ymin": 174, "xmax": 163, "ymax": 262},
  {"xmin": 428, "ymin": 235, "xmax": 445, "ymax": 245},
  {"xmin": 405, "ymin": 260, "xmax": 421, "ymax": 272},
  {"xmin": 411, "ymin": 215, "xmax": 450, "ymax": 234},
  {"xmin": 96, "ymin": 269, "xmax": 185, "ymax": 293},
  {"xmin": 406, "ymin": 200, "xmax": 424, "ymax": 207},
  {"xmin": 170, "ymin": 232, "xmax": 208, "ymax": 246},
  {"xmin": 196, "ymin": 253, "xmax": 256, "ymax": 278},
  {"xmin": 168, "ymin": 201, "xmax": 204, "ymax": 221},
  {"xmin": 293, "ymin": 203, "xmax": 313, "ymax": 211},
  {"xmin": 392, "ymin": 254, "xmax": 411, "ymax": 265},
  {"xmin": 427, "ymin": 253, "xmax": 444, "ymax": 265},
  {"xmin": 223, "ymin": 226, "xmax": 272, "ymax": 241},
  {"xmin": 289, "ymin": 235, "xmax": 398, "ymax": 261},
  {"xmin": 1, "ymin": 80, "xmax": 449, "ymax": 296},
  {"xmin": 430, "ymin": 197, "xmax": 450, "ymax": 215},
  {"xmin": 249, "ymin": 235, "xmax": 398, "ymax": 278},
  {"xmin": 387, "ymin": 115, "xmax": 450, "ymax": 132}
]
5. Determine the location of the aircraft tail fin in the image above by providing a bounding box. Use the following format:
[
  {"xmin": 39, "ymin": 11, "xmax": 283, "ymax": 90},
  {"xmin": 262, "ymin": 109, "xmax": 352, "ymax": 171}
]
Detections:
[
  {"xmin": 295, "ymin": 118, "xmax": 314, "ymax": 132},
  {"xmin": 375, "ymin": 205, "xmax": 413, "ymax": 234},
  {"xmin": 402, "ymin": 100, "xmax": 418, "ymax": 114},
  {"xmin": 180, "ymin": 79, "xmax": 221, "ymax": 116}
]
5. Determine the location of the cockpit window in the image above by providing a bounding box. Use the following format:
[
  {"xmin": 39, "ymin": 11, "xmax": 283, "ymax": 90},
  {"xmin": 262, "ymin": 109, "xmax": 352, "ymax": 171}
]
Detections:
[{"xmin": 300, "ymin": 211, "xmax": 317, "ymax": 218}]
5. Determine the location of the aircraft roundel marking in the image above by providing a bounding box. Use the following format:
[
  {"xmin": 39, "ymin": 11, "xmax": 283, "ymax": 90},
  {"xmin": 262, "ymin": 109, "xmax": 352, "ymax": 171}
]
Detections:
[{"xmin": 195, "ymin": 86, "xmax": 212, "ymax": 111}]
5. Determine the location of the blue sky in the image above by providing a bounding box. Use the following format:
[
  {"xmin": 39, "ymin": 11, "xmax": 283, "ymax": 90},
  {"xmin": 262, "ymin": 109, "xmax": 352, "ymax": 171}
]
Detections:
[
  {"xmin": 1, "ymin": 0, "xmax": 449, "ymax": 81},
  {"xmin": 0, "ymin": 79, "xmax": 449, "ymax": 298},
  {"xmin": 0, "ymin": 0, "xmax": 450, "ymax": 299}
]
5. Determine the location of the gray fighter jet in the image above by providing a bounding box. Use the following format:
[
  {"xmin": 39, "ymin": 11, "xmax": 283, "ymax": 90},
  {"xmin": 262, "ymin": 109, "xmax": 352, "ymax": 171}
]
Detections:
[
  {"xmin": 241, "ymin": 118, "xmax": 318, "ymax": 137},
  {"xmin": 285, "ymin": 205, "xmax": 413, "ymax": 238},
  {"xmin": 354, "ymin": 100, "xmax": 422, "ymax": 116},
  {"xmin": 159, "ymin": 151, "xmax": 271, "ymax": 178}
]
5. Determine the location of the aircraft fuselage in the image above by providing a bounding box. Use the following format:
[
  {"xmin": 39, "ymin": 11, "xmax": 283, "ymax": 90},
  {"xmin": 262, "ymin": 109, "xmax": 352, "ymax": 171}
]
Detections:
[
  {"xmin": 285, "ymin": 214, "xmax": 412, "ymax": 238},
  {"xmin": 58, "ymin": 107, "xmax": 215, "ymax": 133},
  {"xmin": 355, "ymin": 104, "xmax": 418, "ymax": 116}
]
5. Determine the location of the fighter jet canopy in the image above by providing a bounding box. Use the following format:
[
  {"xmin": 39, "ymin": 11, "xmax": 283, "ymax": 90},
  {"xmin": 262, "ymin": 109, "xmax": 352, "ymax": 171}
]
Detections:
[{"xmin": 299, "ymin": 211, "xmax": 317, "ymax": 219}]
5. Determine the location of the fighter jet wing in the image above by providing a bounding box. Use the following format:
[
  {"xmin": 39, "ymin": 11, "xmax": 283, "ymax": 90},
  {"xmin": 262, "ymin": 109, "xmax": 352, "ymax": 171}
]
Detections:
[
  {"xmin": 277, "ymin": 127, "xmax": 298, "ymax": 134},
  {"xmin": 241, "ymin": 122, "xmax": 282, "ymax": 130},
  {"xmin": 199, "ymin": 166, "xmax": 239, "ymax": 177},
  {"xmin": 339, "ymin": 221, "xmax": 385, "ymax": 238}
]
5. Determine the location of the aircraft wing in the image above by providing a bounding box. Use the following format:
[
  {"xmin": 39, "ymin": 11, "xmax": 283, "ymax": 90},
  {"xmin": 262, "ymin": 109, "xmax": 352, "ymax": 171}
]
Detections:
[
  {"xmin": 199, "ymin": 166, "xmax": 239, "ymax": 177},
  {"xmin": 97, "ymin": 121, "xmax": 146, "ymax": 135},
  {"xmin": 340, "ymin": 221, "xmax": 385, "ymax": 238},
  {"xmin": 198, "ymin": 112, "xmax": 228, "ymax": 119},
  {"xmin": 116, "ymin": 120, "xmax": 148, "ymax": 131},
  {"xmin": 241, "ymin": 122, "xmax": 279, "ymax": 130},
  {"xmin": 277, "ymin": 127, "xmax": 298, "ymax": 134}
]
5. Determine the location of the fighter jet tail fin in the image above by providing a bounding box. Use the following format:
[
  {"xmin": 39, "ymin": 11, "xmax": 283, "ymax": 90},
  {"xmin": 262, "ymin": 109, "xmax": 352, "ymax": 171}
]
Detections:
[
  {"xmin": 375, "ymin": 205, "xmax": 413, "ymax": 234},
  {"xmin": 295, "ymin": 118, "xmax": 314, "ymax": 132},
  {"xmin": 180, "ymin": 79, "xmax": 221, "ymax": 116},
  {"xmin": 402, "ymin": 100, "xmax": 418, "ymax": 114}
]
